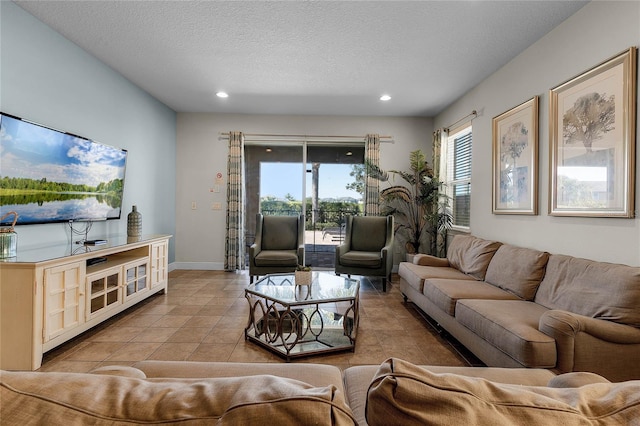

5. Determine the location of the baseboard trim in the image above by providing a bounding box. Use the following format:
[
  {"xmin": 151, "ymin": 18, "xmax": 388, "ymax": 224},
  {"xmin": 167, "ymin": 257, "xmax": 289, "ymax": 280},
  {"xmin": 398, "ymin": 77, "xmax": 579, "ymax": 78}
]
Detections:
[{"xmin": 170, "ymin": 262, "xmax": 225, "ymax": 271}]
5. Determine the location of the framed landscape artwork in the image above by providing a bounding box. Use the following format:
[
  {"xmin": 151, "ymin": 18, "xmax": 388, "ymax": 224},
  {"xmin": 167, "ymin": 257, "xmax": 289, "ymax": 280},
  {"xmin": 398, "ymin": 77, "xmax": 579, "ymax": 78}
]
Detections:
[
  {"xmin": 549, "ymin": 47, "xmax": 637, "ymax": 217},
  {"xmin": 492, "ymin": 96, "xmax": 539, "ymax": 215}
]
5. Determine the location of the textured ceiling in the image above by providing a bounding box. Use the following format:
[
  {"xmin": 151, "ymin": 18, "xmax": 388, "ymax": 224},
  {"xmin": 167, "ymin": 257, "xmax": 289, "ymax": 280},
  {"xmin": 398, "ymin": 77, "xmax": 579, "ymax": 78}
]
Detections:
[{"xmin": 16, "ymin": 1, "xmax": 588, "ymax": 117}]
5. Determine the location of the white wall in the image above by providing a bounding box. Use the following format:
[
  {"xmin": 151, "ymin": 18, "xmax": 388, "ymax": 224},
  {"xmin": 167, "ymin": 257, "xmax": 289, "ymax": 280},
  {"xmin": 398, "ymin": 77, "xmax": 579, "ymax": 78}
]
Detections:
[
  {"xmin": 1, "ymin": 2, "xmax": 177, "ymax": 262},
  {"xmin": 434, "ymin": 1, "xmax": 640, "ymax": 266},
  {"xmin": 175, "ymin": 113, "xmax": 432, "ymax": 269}
]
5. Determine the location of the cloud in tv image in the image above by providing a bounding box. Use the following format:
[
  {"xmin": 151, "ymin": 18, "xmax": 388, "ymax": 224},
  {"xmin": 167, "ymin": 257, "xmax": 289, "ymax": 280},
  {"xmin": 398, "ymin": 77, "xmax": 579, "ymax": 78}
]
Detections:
[{"xmin": 0, "ymin": 113, "xmax": 128, "ymax": 225}]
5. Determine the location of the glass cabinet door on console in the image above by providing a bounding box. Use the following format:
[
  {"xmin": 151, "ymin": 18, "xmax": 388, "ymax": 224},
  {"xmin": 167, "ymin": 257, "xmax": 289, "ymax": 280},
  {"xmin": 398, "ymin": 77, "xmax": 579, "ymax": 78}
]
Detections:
[
  {"xmin": 86, "ymin": 267, "xmax": 121, "ymax": 320},
  {"xmin": 43, "ymin": 261, "xmax": 84, "ymax": 342},
  {"xmin": 123, "ymin": 259, "xmax": 149, "ymax": 301},
  {"xmin": 150, "ymin": 240, "xmax": 168, "ymax": 288}
]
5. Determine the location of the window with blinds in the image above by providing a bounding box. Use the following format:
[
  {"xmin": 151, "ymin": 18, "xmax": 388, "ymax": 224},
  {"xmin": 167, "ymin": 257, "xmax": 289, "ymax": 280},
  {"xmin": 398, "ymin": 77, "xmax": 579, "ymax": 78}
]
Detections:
[{"xmin": 445, "ymin": 125, "xmax": 472, "ymax": 228}]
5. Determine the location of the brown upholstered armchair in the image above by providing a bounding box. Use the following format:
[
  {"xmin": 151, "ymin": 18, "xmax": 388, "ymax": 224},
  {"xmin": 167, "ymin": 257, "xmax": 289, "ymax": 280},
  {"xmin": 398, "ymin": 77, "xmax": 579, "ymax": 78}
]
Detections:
[
  {"xmin": 249, "ymin": 214, "xmax": 305, "ymax": 283},
  {"xmin": 335, "ymin": 215, "xmax": 394, "ymax": 291}
]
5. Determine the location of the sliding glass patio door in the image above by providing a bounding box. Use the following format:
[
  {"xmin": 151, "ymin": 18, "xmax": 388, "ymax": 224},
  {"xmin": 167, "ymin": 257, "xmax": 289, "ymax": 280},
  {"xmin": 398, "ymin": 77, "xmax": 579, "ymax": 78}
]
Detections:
[{"xmin": 244, "ymin": 141, "xmax": 364, "ymax": 269}]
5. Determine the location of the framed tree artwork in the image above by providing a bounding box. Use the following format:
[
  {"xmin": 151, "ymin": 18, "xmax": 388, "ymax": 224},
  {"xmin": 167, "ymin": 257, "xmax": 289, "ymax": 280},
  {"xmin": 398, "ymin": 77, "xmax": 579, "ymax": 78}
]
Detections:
[
  {"xmin": 492, "ymin": 96, "xmax": 539, "ymax": 215},
  {"xmin": 549, "ymin": 47, "xmax": 637, "ymax": 217}
]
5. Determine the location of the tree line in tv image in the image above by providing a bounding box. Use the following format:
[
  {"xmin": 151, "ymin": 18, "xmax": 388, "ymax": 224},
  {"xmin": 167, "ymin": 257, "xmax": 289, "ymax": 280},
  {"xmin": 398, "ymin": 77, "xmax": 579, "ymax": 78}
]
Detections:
[
  {"xmin": 0, "ymin": 176, "xmax": 124, "ymax": 225},
  {"xmin": 0, "ymin": 176, "xmax": 123, "ymax": 208}
]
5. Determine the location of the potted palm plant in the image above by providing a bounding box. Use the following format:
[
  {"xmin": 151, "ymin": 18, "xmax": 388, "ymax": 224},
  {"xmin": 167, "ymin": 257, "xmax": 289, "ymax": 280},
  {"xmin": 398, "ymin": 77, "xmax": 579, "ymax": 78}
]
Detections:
[{"xmin": 367, "ymin": 150, "xmax": 451, "ymax": 256}]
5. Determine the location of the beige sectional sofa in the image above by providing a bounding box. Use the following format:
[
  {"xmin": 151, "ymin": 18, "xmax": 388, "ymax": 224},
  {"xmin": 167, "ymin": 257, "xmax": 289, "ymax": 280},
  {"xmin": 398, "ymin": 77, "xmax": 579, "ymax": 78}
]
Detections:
[
  {"xmin": 3, "ymin": 359, "xmax": 640, "ymax": 425},
  {"xmin": 399, "ymin": 234, "xmax": 640, "ymax": 382}
]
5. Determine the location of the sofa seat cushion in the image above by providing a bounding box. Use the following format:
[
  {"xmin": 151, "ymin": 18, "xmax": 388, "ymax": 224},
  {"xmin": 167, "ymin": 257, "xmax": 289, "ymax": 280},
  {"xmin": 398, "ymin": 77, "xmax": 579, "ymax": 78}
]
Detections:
[
  {"xmin": 535, "ymin": 254, "xmax": 640, "ymax": 327},
  {"xmin": 0, "ymin": 370, "xmax": 356, "ymax": 425},
  {"xmin": 423, "ymin": 278, "xmax": 520, "ymax": 316},
  {"xmin": 455, "ymin": 300, "xmax": 556, "ymax": 368},
  {"xmin": 339, "ymin": 251, "xmax": 381, "ymax": 268},
  {"xmin": 484, "ymin": 244, "xmax": 549, "ymax": 300},
  {"xmin": 446, "ymin": 235, "xmax": 502, "ymax": 280},
  {"xmin": 366, "ymin": 358, "xmax": 640, "ymax": 426},
  {"xmin": 254, "ymin": 249, "xmax": 299, "ymax": 267},
  {"xmin": 399, "ymin": 262, "xmax": 475, "ymax": 293}
]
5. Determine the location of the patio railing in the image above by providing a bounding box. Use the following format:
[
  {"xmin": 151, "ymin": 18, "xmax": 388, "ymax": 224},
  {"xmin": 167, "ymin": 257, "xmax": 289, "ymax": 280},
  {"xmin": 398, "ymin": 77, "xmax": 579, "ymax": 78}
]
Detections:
[{"xmin": 259, "ymin": 206, "xmax": 361, "ymax": 232}]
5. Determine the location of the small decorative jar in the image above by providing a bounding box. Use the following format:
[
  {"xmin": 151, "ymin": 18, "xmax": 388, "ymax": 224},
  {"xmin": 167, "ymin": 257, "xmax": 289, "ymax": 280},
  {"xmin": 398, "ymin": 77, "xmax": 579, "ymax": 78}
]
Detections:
[
  {"xmin": 0, "ymin": 211, "xmax": 19, "ymax": 259},
  {"xmin": 127, "ymin": 205, "xmax": 142, "ymax": 238}
]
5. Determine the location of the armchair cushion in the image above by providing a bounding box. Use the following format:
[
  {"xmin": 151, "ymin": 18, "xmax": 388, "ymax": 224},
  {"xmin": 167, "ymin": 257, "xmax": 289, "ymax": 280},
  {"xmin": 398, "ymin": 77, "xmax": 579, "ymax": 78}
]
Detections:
[
  {"xmin": 339, "ymin": 251, "xmax": 382, "ymax": 268},
  {"xmin": 350, "ymin": 216, "xmax": 388, "ymax": 252},
  {"xmin": 261, "ymin": 216, "xmax": 300, "ymax": 250},
  {"xmin": 254, "ymin": 250, "xmax": 299, "ymax": 267}
]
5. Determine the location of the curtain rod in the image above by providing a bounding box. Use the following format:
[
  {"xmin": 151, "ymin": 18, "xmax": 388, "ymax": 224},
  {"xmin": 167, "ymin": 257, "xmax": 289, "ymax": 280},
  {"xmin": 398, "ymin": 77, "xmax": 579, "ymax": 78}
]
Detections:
[
  {"xmin": 219, "ymin": 132, "xmax": 394, "ymax": 142},
  {"xmin": 445, "ymin": 110, "xmax": 477, "ymax": 131}
]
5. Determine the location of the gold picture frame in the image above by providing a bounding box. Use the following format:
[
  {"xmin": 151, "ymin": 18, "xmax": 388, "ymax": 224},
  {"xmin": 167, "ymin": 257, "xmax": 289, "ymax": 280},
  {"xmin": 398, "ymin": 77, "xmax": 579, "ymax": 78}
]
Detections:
[
  {"xmin": 492, "ymin": 96, "xmax": 539, "ymax": 215},
  {"xmin": 549, "ymin": 47, "xmax": 637, "ymax": 217}
]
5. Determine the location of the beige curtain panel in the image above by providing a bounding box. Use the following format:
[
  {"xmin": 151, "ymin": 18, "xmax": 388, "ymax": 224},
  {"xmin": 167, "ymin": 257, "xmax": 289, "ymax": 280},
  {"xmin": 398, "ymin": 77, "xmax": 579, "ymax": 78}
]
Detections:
[
  {"xmin": 224, "ymin": 131, "xmax": 246, "ymax": 271},
  {"xmin": 364, "ymin": 133, "xmax": 381, "ymax": 216}
]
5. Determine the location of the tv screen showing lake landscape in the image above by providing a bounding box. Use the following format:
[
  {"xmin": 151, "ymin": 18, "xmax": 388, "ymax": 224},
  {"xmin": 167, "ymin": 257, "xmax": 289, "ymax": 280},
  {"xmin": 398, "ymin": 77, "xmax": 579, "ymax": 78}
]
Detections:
[{"xmin": 0, "ymin": 113, "xmax": 127, "ymax": 226}]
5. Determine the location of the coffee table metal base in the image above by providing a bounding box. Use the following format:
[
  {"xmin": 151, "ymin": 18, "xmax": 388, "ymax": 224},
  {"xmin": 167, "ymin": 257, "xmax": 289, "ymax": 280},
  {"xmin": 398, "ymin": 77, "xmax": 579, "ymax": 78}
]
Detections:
[{"xmin": 244, "ymin": 273, "xmax": 359, "ymax": 361}]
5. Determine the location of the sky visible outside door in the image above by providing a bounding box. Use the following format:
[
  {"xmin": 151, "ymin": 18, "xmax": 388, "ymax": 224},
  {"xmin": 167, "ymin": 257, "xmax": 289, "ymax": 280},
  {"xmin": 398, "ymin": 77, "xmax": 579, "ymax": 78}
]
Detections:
[{"xmin": 260, "ymin": 163, "xmax": 361, "ymax": 201}]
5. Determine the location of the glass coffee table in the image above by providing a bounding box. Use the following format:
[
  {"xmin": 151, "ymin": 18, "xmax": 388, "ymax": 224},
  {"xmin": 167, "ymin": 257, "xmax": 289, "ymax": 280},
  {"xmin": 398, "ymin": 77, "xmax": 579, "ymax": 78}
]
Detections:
[{"xmin": 244, "ymin": 272, "xmax": 359, "ymax": 361}]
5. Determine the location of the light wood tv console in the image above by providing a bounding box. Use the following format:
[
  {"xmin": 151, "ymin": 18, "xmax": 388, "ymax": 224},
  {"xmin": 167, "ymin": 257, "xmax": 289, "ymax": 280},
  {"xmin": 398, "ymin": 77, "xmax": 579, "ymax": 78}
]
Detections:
[{"xmin": 0, "ymin": 234, "xmax": 171, "ymax": 370}]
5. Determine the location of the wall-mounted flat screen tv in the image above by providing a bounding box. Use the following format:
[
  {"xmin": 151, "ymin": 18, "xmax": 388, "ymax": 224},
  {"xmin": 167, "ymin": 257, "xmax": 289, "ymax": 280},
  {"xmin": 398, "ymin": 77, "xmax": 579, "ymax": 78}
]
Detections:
[{"xmin": 0, "ymin": 112, "xmax": 128, "ymax": 225}]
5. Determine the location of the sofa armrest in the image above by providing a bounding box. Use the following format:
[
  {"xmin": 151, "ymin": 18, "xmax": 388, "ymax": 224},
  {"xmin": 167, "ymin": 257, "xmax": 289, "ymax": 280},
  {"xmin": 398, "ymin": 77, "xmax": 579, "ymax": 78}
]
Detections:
[
  {"xmin": 539, "ymin": 310, "xmax": 640, "ymax": 379},
  {"xmin": 297, "ymin": 244, "xmax": 305, "ymax": 266},
  {"xmin": 547, "ymin": 372, "xmax": 611, "ymax": 388},
  {"xmin": 540, "ymin": 310, "xmax": 640, "ymax": 344},
  {"xmin": 413, "ymin": 254, "xmax": 450, "ymax": 267},
  {"xmin": 249, "ymin": 243, "xmax": 260, "ymax": 258}
]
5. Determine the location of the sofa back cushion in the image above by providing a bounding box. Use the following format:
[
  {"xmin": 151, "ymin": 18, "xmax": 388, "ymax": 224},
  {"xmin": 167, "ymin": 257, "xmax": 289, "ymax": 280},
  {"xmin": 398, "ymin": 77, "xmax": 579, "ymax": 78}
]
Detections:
[
  {"xmin": 446, "ymin": 235, "xmax": 502, "ymax": 280},
  {"xmin": 366, "ymin": 358, "xmax": 640, "ymax": 426},
  {"xmin": 350, "ymin": 216, "xmax": 388, "ymax": 252},
  {"xmin": 0, "ymin": 370, "xmax": 356, "ymax": 425},
  {"xmin": 484, "ymin": 244, "xmax": 549, "ymax": 300},
  {"xmin": 535, "ymin": 254, "xmax": 640, "ymax": 327},
  {"xmin": 262, "ymin": 215, "xmax": 299, "ymax": 250}
]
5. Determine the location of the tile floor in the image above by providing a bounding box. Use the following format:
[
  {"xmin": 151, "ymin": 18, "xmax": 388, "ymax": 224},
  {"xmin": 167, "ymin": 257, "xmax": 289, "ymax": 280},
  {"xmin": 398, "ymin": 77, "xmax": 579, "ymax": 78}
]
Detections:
[{"xmin": 39, "ymin": 270, "xmax": 471, "ymax": 373}]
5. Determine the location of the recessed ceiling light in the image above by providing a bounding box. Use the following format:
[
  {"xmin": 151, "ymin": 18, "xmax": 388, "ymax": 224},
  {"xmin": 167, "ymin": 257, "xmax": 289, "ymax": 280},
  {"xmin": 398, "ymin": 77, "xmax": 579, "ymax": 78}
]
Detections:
[
  {"xmin": 379, "ymin": 94, "xmax": 391, "ymax": 101},
  {"xmin": 216, "ymin": 92, "xmax": 229, "ymax": 98}
]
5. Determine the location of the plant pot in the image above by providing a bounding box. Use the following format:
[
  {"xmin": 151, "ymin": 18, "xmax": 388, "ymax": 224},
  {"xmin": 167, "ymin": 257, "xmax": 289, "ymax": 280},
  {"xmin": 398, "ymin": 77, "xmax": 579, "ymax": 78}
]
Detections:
[{"xmin": 295, "ymin": 270, "xmax": 312, "ymax": 286}]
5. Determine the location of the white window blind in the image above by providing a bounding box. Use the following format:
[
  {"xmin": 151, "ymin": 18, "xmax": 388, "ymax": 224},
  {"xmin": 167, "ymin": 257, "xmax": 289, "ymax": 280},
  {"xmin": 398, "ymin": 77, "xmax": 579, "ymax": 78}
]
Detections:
[{"xmin": 446, "ymin": 125, "xmax": 472, "ymax": 228}]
